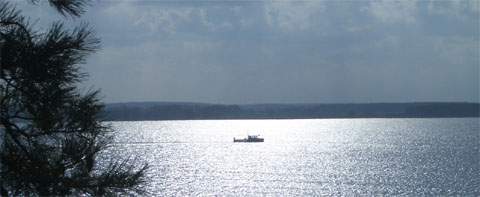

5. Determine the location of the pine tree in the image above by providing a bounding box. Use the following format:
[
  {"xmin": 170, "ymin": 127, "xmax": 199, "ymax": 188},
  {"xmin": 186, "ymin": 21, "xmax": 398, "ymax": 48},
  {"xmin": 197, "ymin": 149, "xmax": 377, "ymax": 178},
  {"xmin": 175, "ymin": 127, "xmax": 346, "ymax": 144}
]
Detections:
[{"xmin": 0, "ymin": 1, "xmax": 148, "ymax": 195}]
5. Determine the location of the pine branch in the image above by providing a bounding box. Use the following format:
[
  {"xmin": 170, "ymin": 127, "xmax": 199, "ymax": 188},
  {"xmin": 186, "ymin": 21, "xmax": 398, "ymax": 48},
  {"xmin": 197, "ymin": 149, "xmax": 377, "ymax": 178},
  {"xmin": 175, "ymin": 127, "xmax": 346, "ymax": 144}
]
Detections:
[{"xmin": 29, "ymin": 0, "xmax": 91, "ymax": 17}]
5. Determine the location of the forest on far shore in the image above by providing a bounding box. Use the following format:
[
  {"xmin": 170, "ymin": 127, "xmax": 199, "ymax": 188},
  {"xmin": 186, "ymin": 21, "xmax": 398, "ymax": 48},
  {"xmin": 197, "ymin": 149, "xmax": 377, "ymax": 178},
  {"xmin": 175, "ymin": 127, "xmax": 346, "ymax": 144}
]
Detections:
[{"xmin": 103, "ymin": 102, "xmax": 480, "ymax": 121}]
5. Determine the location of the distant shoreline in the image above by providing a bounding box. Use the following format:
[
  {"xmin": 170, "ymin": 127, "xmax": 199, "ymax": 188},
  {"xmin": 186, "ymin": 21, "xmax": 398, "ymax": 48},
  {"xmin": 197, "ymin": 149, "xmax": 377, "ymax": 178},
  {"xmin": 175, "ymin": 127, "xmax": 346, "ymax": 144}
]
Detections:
[
  {"xmin": 102, "ymin": 102, "xmax": 480, "ymax": 121},
  {"xmin": 103, "ymin": 116, "xmax": 480, "ymax": 122}
]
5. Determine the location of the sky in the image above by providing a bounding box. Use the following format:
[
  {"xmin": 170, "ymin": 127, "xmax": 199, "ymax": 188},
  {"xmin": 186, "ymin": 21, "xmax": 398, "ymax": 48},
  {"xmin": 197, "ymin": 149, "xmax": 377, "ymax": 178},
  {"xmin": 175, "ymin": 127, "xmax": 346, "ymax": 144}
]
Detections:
[{"xmin": 16, "ymin": 0, "xmax": 480, "ymax": 104}]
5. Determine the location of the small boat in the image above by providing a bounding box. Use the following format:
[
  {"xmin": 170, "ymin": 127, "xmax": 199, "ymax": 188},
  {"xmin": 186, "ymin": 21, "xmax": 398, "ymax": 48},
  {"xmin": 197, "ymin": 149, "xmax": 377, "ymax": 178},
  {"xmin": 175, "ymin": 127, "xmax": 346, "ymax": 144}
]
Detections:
[{"xmin": 233, "ymin": 135, "xmax": 264, "ymax": 142}]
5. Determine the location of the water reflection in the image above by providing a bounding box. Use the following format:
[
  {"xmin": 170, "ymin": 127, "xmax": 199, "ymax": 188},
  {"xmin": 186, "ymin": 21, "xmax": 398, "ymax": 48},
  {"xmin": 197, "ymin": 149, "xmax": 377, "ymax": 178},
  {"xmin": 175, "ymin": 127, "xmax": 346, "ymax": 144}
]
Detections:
[{"xmin": 106, "ymin": 118, "xmax": 480, "ymax": 195}]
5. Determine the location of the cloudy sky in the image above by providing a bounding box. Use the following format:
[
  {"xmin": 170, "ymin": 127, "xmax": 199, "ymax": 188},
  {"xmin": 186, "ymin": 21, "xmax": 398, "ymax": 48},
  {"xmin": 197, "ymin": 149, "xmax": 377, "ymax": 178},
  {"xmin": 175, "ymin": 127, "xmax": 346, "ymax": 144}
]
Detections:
[{"xmin": 18, "ymin": 0, "xmax": 479, "ymax": 104}]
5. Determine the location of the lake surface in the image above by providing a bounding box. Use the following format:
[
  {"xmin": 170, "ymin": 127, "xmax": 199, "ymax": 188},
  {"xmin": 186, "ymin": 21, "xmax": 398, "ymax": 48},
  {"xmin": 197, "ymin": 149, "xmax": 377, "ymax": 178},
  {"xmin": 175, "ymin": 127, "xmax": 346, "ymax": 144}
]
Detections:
[{"xmin": 107, "ymin": 118, "xmax": 479, "ymax": 196}]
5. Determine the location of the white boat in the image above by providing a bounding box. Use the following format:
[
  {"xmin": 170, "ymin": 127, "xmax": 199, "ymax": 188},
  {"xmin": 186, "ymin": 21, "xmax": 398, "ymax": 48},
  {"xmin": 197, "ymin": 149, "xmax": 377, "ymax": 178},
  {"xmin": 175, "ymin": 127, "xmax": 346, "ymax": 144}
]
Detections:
[{"xmin": 233, "ymin": 135, "xmax": 264, "ymax": 142}]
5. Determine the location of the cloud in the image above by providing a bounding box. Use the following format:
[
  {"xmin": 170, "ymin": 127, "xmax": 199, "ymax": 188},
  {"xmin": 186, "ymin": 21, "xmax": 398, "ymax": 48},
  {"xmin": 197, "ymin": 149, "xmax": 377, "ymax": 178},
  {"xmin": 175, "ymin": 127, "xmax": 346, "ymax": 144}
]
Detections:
[
  {"xmin": 427, "ymin": 0, "xmax": 480, "ymax": 20},
  {"xmin": 19, "ymin": 0, "xmax": 475, "ymax": 103},
  {"xmin": 101, "ymin": 1, "xmax": 242, "ymax": 35},
  {"xmin": 369, "ymin": 0, "xmax": 419, "ymax": 24},
  {"xmin": 102, "ymin": 2, "xmax": 198, "ymax": 34},
  {"xmin": 264, "ymin": 1, "xmax": 326, "ymax": 32}
]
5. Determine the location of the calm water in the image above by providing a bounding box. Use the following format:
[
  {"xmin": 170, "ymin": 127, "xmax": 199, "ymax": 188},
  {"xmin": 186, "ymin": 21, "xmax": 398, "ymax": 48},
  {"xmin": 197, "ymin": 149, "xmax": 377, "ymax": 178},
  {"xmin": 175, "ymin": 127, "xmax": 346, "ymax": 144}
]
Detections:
[{"xmin": 107, "ymin": 118, "xmax": 479, "ymax": 196}]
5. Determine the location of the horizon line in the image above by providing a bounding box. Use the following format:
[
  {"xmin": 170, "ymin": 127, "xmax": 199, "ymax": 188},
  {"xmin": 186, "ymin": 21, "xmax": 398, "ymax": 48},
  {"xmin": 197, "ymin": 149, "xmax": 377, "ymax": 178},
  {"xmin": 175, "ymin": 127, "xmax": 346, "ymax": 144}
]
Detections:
[{"xmin": 105, "ymin": 101, "xmax": 480, "ymax": 105}]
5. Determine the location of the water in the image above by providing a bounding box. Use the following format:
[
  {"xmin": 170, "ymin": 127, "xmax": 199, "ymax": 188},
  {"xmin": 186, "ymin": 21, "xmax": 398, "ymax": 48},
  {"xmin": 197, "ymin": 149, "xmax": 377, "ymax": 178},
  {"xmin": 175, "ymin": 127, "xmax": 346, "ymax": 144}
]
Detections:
[{"xmin": 107, "ymin": 118, "xmax": 480, "ymax": 196}]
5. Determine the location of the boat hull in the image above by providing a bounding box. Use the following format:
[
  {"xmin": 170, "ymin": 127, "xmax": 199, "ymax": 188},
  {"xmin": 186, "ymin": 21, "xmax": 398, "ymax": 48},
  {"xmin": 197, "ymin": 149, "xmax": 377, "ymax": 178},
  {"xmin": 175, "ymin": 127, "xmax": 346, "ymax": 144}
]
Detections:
[{"xmin": 233, "ymin": 138, "xmax": 264, "ymax": 142}]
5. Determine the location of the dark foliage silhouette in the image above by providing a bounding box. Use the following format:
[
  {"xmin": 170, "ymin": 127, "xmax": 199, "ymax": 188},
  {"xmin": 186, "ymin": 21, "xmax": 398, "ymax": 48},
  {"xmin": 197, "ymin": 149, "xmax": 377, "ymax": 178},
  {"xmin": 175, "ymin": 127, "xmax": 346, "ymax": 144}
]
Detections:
[{"xmin": 0, "ymin": 1, "xmax": 148, "ymax": 195}]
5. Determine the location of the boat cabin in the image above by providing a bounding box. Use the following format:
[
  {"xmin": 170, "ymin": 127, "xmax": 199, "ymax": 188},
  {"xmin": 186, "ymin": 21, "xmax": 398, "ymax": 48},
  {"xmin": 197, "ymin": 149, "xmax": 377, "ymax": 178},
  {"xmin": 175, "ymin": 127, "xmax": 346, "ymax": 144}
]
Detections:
[{"xmin": 233, "ymin": 135, "xmax": 264, "ymax": 142}]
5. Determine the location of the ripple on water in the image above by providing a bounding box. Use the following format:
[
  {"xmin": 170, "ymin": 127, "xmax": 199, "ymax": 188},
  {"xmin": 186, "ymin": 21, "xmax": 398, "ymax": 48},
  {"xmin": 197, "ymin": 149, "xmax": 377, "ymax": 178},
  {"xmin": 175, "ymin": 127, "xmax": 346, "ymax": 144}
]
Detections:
[{"xmin": 101, "ymin": 118, "xmax": 480, "ymax": 196}]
